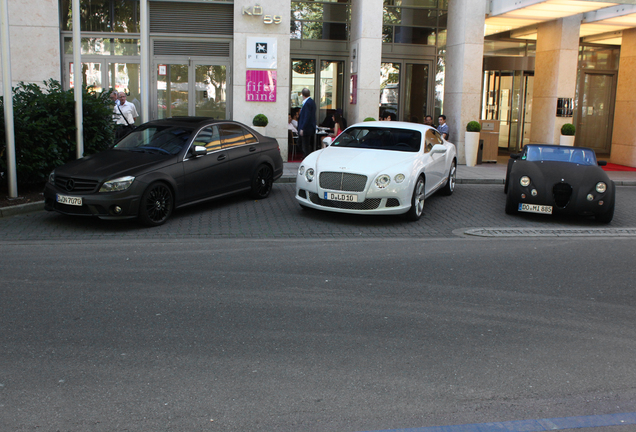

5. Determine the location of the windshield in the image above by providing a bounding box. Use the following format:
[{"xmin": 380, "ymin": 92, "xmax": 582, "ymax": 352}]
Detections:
[
  {"xmin": 331, "ymin": 127, "xmax": 421, "ymax": 152},
  {"xmin": 523, "ymin": 145, "xmax": 597, "ymax": 166},
  {"xmin": 114, "ymin": 125, "xmax": 194, "ymax": 155}
]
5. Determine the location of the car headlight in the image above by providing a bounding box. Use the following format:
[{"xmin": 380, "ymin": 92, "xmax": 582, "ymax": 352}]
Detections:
[
  {"xmin": 99, "ymin": 176, "xmax": 135, "ymax": 193},
  {"xmin": 595, "ymin": 182, "xmax": 607, "ymax": 193},
  {"xmin": 48, "ymin": 171, "xmax": 55, "ymax": 184},
  {"xmin": 375, "ymin": 174, "xmax": 391, "ymax": 189},
  {"xmin": 520, "ymin": 176, "xmax": 531, "ymax": 187},
  {"xmin": 305, "ymin": 168, "xmax": 314, "ymax": 182},
  {"xmin": 394, "ymin": 174, "xmax": 405, "ymax": 183},
  {"xmin": 298, "ymin": 165, "xmax": 305, "ymax": 176}
]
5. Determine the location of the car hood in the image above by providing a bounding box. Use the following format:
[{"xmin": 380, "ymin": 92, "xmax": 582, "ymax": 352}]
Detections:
[
  {"xmin": 513, "ymin": 160, "xmax": 610, "ymax": 186},
  {"xmin": 55, "ymin": 149, "xmax": 178, "ymax": 180},
  {"xmin": 312, "ymin": 147, "xmax": 416, "ymax": 173}
]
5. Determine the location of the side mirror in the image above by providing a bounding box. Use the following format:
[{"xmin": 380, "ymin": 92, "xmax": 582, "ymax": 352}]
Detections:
[
  {"xmin": 598, "ymin": 160, "xmax": 607, "ymax": 166},
  {"xmin": 430, "ymin": 144, "xmax": 447, "ymax": 154},
  {"xmin": 510, "ymin": 153, "xmax": 521, "ymax": 160},
  {"xmin": 192, "ymin": 145, "xmax": 207, "ymax": 157}
]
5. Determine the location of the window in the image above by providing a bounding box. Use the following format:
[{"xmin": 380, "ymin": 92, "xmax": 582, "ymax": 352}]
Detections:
[
  {"xmin": 219, "ymin": 124, "xmax": 247, "ymax": 149},
  {"xmin": 193, "ymin": 126, "xmax": 222, "ymax": 153},
  {"xmin": 383, "ymin": 0, "xmax": 447, "ymax": 46},
  {"xmin": 425, "ymin": 129, "xmax": 442, "ymax": 152},
  {"xmin": 60, "ymin": 0, "xmax": 140, "ymax": 33},
  {"xmin": 291, "ymin": 1, "xmax": 351, "ymax": 41}
]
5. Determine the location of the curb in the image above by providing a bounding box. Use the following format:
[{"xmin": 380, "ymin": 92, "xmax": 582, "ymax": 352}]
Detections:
[{"xmin": 0, "ymin": 201, "xmax": 45, "ymax": 218}]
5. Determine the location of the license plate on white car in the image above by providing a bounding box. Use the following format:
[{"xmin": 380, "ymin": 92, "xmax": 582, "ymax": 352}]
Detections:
[
  {"xmin": 56, "ymin": 194, "xmax": 82, "ymax": 206},
  {"xmin": 324, "ymin": 192, "xmax": 358, "ymax": 202},
  {"xmin": 519, "ymin": 203, "xmax": 552, "ymax": 214}
]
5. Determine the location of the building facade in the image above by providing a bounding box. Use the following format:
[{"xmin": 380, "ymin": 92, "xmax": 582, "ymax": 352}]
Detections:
[{"xmin": 2, "ymin": 0, "xmax": 636, "ymax": 167}]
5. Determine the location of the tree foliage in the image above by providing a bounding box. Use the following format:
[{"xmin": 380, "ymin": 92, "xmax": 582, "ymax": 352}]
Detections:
[{"xmin": 0, "ymin": 80, "xmax": 116, "ymax": 184}]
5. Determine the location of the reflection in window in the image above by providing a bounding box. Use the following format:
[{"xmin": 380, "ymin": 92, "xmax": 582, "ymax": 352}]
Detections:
[
  {"xmin": 193, "ymin": 126, "xmax": 222, "ymax": 152},
  {"xmin": 219, "ymin": 124, "xmax": 247, "ymax": 148},
  {"xmin": 60, "ymin": 0, "xmax": 139, "ymax": 32},
  {"xmin": 380, "ymin": 63, "xmax": 400, "ymax": 120},
  {"xmin": 291, "ymin": 60, "xmax": 316, "ymax": 110},
  {"xmin": 290, "ymin": 1, "xmax": 350, "ymax": 41}
]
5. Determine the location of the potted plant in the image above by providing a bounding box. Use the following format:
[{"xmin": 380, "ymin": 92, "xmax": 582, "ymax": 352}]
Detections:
[
  {"xmin": 465, "ymin": 120, "xmax": 481, "ymax": 167},
  {"xmin": 560, "ymin": 123, "xmax": 575, "ymax": 146},
  {"xmin": 252, "ymin": 114, "xmax": 269, "ymax": 135},
  {"xmin": 363, "ymin": 117, "xmax": 376, "ymax": 122}
]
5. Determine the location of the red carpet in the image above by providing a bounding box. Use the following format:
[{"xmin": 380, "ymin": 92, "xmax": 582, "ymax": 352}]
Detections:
[{"xmin": 602, "ymin": 163, "xmax": 636, "ymax": 172}]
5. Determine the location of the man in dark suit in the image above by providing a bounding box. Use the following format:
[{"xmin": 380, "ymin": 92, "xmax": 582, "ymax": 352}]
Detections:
[{"xmin": 297, "ymin": 88, "xmax": 316, "ymax": 156}]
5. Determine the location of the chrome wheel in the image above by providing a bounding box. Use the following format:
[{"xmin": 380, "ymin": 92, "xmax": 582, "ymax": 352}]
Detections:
[
  {"xmin": 441, "ymin": 161, "xmax": 456, "ymax": 195},
  {"xmin": 405, "ymin": 176, "xmax": 425, "ymax": 221}
]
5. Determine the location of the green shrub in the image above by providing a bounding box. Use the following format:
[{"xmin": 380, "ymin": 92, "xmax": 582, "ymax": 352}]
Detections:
[
  {"xmin": 561, "ymin": 123, "xmax": 575, "ymax": 136},
  {"xmin": 363, "ymin": 117, "xmax": 376, "ymax": 122},
  {"xmin": 0, "ymin": 79, "xmax": 115, "ymax": 184},
  {"xmin": 466, "ymin": 121, "xmax": 481, "ymax": 133},
  {"xmin": 252, "ymin": 114, "xmax": 269, "ymax": 127}
]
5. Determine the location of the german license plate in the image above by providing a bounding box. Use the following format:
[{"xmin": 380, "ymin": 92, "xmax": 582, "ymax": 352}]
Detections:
[
  {"xmin": 519, "ymin": 203, "xmax": 552, "ymax": 214},
  {"xmin": 324, "ymin": 192, "xmax": 358, "ymax": 202},
  {"xmin": 56, "ymin": 194, "xmax": 82, "ymax": 206}
]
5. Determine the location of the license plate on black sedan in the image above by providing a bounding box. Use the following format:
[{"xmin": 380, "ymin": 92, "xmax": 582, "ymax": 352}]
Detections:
[
  {"xmin": 324, "ymin": 192, "xmax": 358, "ymax": 202},
  {"xmin": 56, "ymin": 194, "xmax": 82, "ymax": 206},
  {"xmin": 519, "ymin": 203, "xmax": 552, "ymax": 214}
]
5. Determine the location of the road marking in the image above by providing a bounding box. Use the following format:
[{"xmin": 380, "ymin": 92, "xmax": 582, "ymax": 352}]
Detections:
[
  {"xmin": 359, "ymin": 412, "xmax": 636, "ymax": 432},
  {"xmin": 464, "ymin": 228, "xmax": 636, "ymax": 237}
]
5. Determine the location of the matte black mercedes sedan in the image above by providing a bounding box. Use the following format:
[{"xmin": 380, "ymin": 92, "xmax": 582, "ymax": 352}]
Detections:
[{"xmin": 44, "ymin": 118, "xmax": 283, "ymax": 226}]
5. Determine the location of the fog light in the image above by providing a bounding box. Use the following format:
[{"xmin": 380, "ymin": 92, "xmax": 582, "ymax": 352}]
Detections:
[
  {"xmin": 531, "ymin": 189, "xmax": 538, "ymax": 196},
  {"xmin": 599, "ymin": 200, "xmax": 604, "ymax": 206},
  {"xmin": 587, "ymin": 194, "xmax": 594, "ymax": 201},
  {"xmin": 521, "ymin": 194, "xmax": 526, "ymax": 199},
  {"xmin": 114, "ymin": 206, "xmax": 122, "ymax": 214}
]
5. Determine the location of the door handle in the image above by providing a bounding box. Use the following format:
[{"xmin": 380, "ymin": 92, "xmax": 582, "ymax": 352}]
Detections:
[
  {"xmin": 217, "ymin": 154, "xmax": 227, "ymax": 161},
  {"xmin": 249, "ymin": 147, "xmax": 256, "ymax": 152}
]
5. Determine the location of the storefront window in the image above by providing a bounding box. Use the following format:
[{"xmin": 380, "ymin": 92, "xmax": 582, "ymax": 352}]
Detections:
[
  {"xmin": 383, "ymin": 0, "xmax": 446, "ymax": 46},
  {"xmin": 60, "ymin": 0, "xmax": 140, "ymax": 33},
  {"xmin": 64, "ymin": 37, "xmax": 140, "ymax": 56},
  {"xmin": 380, "ymin": 63, "xmax": 400, "ymax": 119},
  {"xmin": 291, "ymin": 1, "xmax": 350, "ymax": 41},
  {"xmin": 579, "ymin": 45, "xmax": 620, "ymax": 70}
]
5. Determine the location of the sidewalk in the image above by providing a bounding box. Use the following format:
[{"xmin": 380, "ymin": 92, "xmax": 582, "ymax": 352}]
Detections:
[{"xmin": 2, "ymin": 162, "xmax": 636, "ymax": 218}]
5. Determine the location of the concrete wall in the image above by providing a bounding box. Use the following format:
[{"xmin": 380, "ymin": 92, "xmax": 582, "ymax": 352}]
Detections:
[
  {"xmin": 0, "ymin": 0, "xmax": 60, "ymax": 96},
  {"xmin": 233, "ymin": 0, "xmax": 291, "ymax": 159}
]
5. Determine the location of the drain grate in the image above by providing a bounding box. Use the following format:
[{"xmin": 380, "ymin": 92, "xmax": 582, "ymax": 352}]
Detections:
[{"xmin": 464, "ymin": 228, "xmax": 636, "ymax": 237}]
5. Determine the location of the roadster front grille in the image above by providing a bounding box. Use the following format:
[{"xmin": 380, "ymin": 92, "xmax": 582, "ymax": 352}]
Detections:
[
  {"xmin": 553, "ymin": 182, "xmax": 572, "ymax": 208},
  {"xmin": 319, "ymin": 172, "xmax": 367, "ymax": 192},
  {"xmin": 308, "ymin": 192, "xmax": 381, "ymax": 210},
  {"xmin": 55, "ymin": 175, "xmax": 100, "ymax": 193}
]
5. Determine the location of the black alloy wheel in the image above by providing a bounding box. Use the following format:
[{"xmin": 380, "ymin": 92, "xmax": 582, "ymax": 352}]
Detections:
[
  {"xmin": 250, "ymin": 164, "xmax": 274, "ymax": 199},
  {"xmin": 139, "ymin": 182, "xmax": 174, "ymax": 226}
]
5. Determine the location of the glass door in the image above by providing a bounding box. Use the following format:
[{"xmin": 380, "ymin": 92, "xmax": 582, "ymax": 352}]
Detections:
[
  {"xmin": 154, "ymin": 59, "xmax": 230, "ymax": 120},
  {"xmin": 576, "ymin": 72, "xmax": 616, "ymax": 154}
]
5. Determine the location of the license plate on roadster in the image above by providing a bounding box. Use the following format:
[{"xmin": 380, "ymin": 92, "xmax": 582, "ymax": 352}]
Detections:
[
  {"xmin": 519, "ymin": 203, "xmax": 552, "ymax": 214},
  {"xmin": 56, "ymin": 194, "xmax": 82, "ymax": 206},
  {"xmin": 324, "ymin": 192, "xmax": 358, "ymax": 202}
]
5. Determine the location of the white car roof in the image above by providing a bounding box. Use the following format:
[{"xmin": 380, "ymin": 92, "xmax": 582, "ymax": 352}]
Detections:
[{"xmin": 347, "ymin": 121, "xmax": 437, "ymax": 134}]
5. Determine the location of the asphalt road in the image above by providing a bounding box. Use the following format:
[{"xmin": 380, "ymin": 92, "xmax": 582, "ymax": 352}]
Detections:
[{"xmin": 2, "ymin": 185, "xmax": 636, "ymax": 432}]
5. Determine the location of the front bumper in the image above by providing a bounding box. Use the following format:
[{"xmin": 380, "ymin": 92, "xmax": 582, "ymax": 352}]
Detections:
[
  {"xmin": 44, "ymin": 183, "xmax": 143, "ymax": 219},
  {"xmin": 510, "ymin": 183, "xmax": 612, "ymax": 216}
]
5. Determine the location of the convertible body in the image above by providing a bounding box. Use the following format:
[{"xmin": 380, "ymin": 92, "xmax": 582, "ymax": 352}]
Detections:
[{"xmin": 505, "ymin": 144, "xmax": 615, "ymax": 223}]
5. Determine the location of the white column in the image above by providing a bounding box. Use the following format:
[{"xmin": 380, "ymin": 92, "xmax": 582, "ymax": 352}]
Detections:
[
  {"xmin": 444, "ymin": 0, "xmax": 486, "ymax": 164},
  {"xmin": 610, "ymin": 28, "xmax": 636, "ymax": 167},
  {"xmin": 530, "ymin": 16, "xmax": 580, "ymax": 145},
  {"xmin": 349, "ymin": 0, "xmax": 383, "ymax": 124},
  {"xmin": 233, "ymin": 0, "xmax": 290, "ymax": 159}
]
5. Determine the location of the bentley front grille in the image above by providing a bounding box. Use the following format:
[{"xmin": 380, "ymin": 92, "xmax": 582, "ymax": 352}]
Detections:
[
  {"xmin": 553, "ymin": 182, "xmax": 572, "ymax": 208},
  {"xmin": 319, "ymin": 172, "xmax": 367, "ymax": 192},
  {"xmin": 308, "ymin": 192, "xmax": 381, "ymax": 210},
  {"xmin": 55, "ymin": 175, "xmax": 100, "ymax": 193}
]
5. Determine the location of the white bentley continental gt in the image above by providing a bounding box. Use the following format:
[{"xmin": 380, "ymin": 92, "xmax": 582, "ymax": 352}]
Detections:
[{"xmin": 295, "ymin": 121, "xmax": 457, "ymax": 221}]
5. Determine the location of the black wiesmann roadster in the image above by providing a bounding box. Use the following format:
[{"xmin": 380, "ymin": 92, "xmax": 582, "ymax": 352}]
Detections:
[
  {"xmin": 44, "ymin": 117, "xmax": 283, "ymax": 226},
  {"xmin": 504, "ymin": 144, "xmax": 615, "ymax": 223}
]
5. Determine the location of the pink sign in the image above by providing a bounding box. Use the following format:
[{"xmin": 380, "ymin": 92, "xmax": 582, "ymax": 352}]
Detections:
[{"xmin": 246, "ymin": 70, "xmax": 277, "ymax": 102}]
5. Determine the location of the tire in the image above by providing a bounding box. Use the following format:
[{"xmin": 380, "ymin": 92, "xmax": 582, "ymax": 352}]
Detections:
[
  {"xmin": 138, "ymin": 182, "xmax": 173, "ymax": 227},
  {"xmin": 250, "ymin": 164, "xmax": 274, "ymax": 199},
  {"xmin": 595, "ymin": 187, "xmax": 615, "ymax": 223},
  {"xmin": 404, "ymin": 176, "xmax": 425, "ymax": 221},
  {"xmin": 505, "ymin": 188, "xmax": 517, "ymax": 215},
  {"xmin": 440, "ymin": 160, "xmax": 456, "ymax": 196}
]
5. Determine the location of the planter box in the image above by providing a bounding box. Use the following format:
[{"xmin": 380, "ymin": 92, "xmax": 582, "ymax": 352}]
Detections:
[
  {"xmin": 465, "ymin": 131, "xmax": 480, "ymax": 167},
  {"xmin": 560, "ymin": 135, "xmax": 575, "ymax": 146},
  {"xmin": 252, "ymin": 126, "xmax": 267, "ymax": 136}
]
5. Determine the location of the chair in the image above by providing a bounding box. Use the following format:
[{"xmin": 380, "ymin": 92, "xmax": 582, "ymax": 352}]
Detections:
[{"xmin": 288, "ymin": 129, "xmax": 300, "ymax": 161}]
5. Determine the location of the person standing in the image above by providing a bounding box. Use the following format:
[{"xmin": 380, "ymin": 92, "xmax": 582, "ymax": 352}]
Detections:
[
  {"xmin": 297, "ymin": 88, "xmax": 316, "ymax": 156},
  {"xmin": 424, "ymin": 115, "xmax": 434, "ymax": 126},
  {"xmin": 437, "ymin": 114, "xmax": 449, "ymax": 140},
  {"xmin": 114, "ymin": 92, "xmax": 139, "ymax": 140}
]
